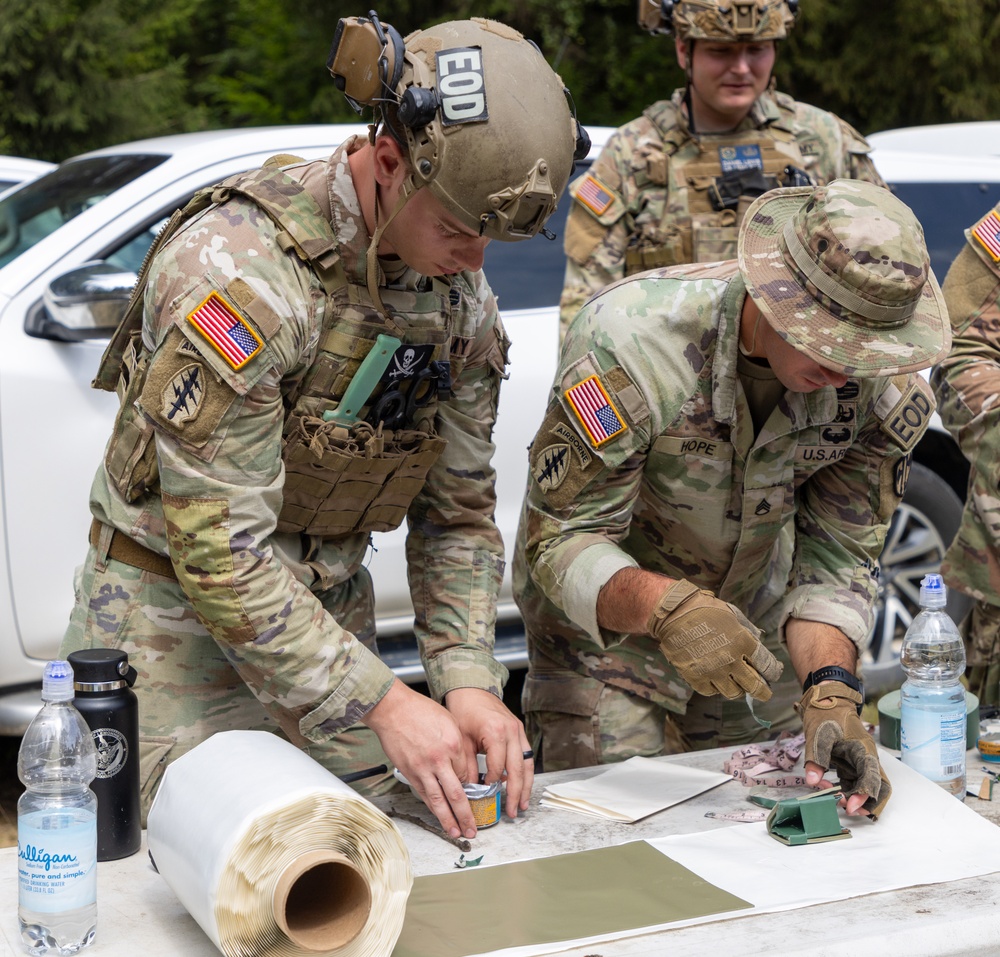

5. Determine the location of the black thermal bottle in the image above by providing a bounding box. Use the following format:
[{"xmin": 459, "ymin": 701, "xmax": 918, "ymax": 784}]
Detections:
[{"xmin": 67, "ymin": 648, "xmax": 142, "ymax": 860}]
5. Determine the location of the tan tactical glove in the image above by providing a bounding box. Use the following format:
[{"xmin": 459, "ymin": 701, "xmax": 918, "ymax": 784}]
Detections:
[
  {"xmin": 795, "ymin": 683, "xmax": 891, "ymax": 819},
  {"xmin": 646, "ymin": 580, "xmax": 782, "ymax": 701}
]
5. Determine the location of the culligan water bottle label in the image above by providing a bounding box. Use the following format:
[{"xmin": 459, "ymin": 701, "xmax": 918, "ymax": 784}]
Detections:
[
  {"xmin": 901, "ymin": 706, "xmax": 966, "ymax": 779},
  {"xmin": 17, "ymin": 809, "xmax": 97, "ymax": 913}
]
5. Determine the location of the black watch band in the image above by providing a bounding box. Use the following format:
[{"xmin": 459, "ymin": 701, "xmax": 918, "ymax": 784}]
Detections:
[{"xmin": 802, "ymin": 666, "xmax": 864, "ymax": 714}]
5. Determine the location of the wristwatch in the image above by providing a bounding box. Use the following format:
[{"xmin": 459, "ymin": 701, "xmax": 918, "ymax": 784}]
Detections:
[{"xmin": 802, "ymin": 666, "xmax": 864, "ymax": 715}]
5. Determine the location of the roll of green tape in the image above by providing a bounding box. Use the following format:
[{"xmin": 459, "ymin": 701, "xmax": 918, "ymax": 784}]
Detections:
[{"xmin": 877, "ymin": 689, "xmax": 980, "ymax": 750}]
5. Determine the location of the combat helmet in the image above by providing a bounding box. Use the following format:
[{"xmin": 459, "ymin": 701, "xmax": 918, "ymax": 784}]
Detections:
[
  {"xmin": 638, "ymin": 0, "xmax": 798, "ymax": 41},
  {"xmin": 329, "ymin": 14, "xmax": 588, "ymax": 242}
]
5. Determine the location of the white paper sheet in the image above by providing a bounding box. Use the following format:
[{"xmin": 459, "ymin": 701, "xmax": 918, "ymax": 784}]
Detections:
[
  {"xmin": 461, "ymin": 749, "xmax": 1000, "ymax": 957},
  {"xmin": 652, "ymin": 750, "xmax": 1000, "ymax": 910},
  {"xmin": 539, "ymin": 755, "xmax": 731, "ymax": 822}
]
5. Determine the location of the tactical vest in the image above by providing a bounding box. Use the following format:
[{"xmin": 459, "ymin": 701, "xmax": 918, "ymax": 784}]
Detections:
[
  {"xmin": 95, "ymin": 161, "xmax": 482, "ymax": 538},
  {"xmin": 624, "ymin": 96, "xmax": 810, "ymax": 274}
]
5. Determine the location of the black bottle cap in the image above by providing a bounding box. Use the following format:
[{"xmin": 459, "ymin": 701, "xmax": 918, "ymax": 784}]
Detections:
[{"xmin": 67, "ymin": 649, "xmax": 137, "ymax": 687}]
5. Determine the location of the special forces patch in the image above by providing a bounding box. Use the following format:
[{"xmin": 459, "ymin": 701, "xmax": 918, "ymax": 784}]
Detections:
[
  {"xmin": 141, "ymin": 326, "xmax": 238, "ymax": 445},
  {"xmin": 187, "ymin": 291, "xmax": 263, "ymax": 370},
  {"xmin": 161, "ymin": 364, "xmax": 204, "ymax": 426},
  {"xmin": 565, "ymin": 375, "xmax": 626, "ymax": 447},
  {"xmin": 532, "ymin": 443, "xmax": 571, "ymax": 491}
]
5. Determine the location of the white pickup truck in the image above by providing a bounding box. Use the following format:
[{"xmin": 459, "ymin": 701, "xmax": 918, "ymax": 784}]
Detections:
[{"xmin": 0, "ymin": 121, "xmax": 997, "ymax": 732}]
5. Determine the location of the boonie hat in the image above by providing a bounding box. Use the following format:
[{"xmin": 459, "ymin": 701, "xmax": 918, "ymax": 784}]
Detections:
[{"xmin": 737, "ymin": 179, "xmax": 950, "ymax": 376}]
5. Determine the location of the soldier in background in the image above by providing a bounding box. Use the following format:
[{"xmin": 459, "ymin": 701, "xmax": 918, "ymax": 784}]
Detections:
[
  {"xmin": 932, "ymin": 202, "xmax": 1000, "ymax": 708},
  {"xmin": 59, "ymin": 15, "xmax": 585, "ymax": 841},
  {"xmin": 515, "ymin": 179, "xmax": 950, "ymax": 820},
  {"xmin": 559, "ymin": 0, "xmax": 886, "ymax": 339}
]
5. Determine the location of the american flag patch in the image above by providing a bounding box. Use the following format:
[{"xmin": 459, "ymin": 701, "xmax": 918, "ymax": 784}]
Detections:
[
  {"xmin": 972, "ymin": 209, "xmax": 1000, "ymax": 262},
  {"xmin": 576, "ymin": 174, "xmax": 614, "ymax": 216},
  {"xmin": 565, "ymin": 375, "xmax": 626, "ymax": 447},
  {"xmin": 186, "ymin": 292, "xmax": 263, "ymax": 370}
]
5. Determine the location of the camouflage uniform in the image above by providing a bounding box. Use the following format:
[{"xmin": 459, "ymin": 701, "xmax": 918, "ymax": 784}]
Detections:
[
  {"xmin": 559, "ymin": 88, "xmax": 886, "ymax": 336},
  {"xmin": 60, "ymin": 136, "xmax": 510, "ymax": 813},
  {"xmin": 932, "ymin": 202, "xmax": 1000, "ymax": 706},
  {"xmin": 517, "ymin": 179, "xmax": 945, "ymax": 770}
]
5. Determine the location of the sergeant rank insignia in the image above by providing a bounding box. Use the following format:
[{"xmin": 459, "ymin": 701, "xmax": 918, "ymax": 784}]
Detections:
[
  {"xmin": 187, "ymin": 291, "xmax": 263, "ymax": 370},
  {"xmin": 565, "ymin": 375, "xmax": 626, "ymax": 447}
]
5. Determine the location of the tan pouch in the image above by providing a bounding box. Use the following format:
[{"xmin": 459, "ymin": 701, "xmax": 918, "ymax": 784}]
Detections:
[
  {"xmin": 279, "ymin": 414, "xmax": 447, "ymax": 536},
  {"xmin": 104, "ymin": 336, "xmax": 160, "ymax": 501}
]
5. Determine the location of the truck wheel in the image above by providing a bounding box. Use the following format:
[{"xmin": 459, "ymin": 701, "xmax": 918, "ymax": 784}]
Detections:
[{"xmin": 863, "ymin": 462, "xmax": 971, "ymax": 697}]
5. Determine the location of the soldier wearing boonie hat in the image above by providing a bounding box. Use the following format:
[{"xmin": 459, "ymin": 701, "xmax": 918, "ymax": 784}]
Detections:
[
  {"xmin": 932, "ymin": 200, "xmax": 1000, "ymax": 708},
  {"xmin": 739, "ymin": 178, "xmax": 949, "ymax": 377},
  {"xmin": 515, "ymin": 177, "xmax": 949, "ymax": 822}
]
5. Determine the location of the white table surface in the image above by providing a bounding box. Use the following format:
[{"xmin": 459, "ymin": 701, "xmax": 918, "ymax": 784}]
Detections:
[{"xmin": 4, "ymin": 748, "xmax": 1000, "ymax": 957}]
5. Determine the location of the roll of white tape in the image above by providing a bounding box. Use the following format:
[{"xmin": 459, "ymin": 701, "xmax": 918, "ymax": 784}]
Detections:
[{"xmin": 147, "ymin": 731, "xmax": 412, "ymax": 957}]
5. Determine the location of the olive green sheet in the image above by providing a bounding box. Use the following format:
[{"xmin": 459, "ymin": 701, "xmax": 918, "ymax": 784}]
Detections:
[{"xmin": 392, "ymin": 840, "xmax": 752, "ymax": 957}]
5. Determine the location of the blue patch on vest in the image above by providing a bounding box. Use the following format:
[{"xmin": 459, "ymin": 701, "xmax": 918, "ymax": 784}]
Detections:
[{"xmin": 719, "ymin": 144, "xmax": 763, "ymax": 173}]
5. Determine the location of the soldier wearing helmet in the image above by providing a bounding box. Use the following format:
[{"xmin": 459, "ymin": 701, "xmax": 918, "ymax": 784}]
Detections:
[
  {"xmin": 559, "ymin": 0, "xmax": 887, "ymax": 339},
  {"xmin": 517, "ymin": 178, "xmax": 950, "ymax": 820},
  {"xmin": 61, "ymin": 14, "xmax": 584, "ymax": 841}
]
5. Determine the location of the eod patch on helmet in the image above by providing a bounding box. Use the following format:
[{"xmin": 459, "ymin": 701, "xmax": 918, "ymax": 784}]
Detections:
[{"xmin": 435, "ymin": 47, "xmax": 488, "ymax": 125}]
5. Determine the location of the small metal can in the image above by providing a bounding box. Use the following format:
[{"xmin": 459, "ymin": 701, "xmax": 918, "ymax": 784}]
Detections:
[
  {"xmin": 463, "ymin": 781, "xmax": 502, "ymax": 828},
  {"xmin": 978, "ymin": 707, "xmax": 1000, "ymax": 764}
]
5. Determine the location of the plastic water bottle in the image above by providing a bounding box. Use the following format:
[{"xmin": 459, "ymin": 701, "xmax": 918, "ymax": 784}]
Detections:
[
  {"xmin": 900, "ymin": 574, "xmax": 967, "ymax": 798},
  {"xmin": 16, "ymin": 660, "xmax": 98, "ymax": 955}
]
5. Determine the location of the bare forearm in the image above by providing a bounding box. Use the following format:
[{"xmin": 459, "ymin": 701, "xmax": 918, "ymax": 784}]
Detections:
[
  {"xmin": 784, "ymin": 618, "xmax": 858, "ymax": 686},
  {"xmin": 596, "ymin": 567, "xmax": 678, "ymax": 634}
]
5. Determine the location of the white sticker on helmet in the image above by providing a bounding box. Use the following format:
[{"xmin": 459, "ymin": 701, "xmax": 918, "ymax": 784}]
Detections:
[{"xmin": 436, "ymin": 47, "xmax": 489, "ymax": 125}]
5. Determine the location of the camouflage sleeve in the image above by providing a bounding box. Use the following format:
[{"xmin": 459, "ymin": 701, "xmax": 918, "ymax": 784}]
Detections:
[
  {"xmin": 523, "ymin": 292, "xmax": 688, "ymax": 642},
  {"xmin": 934, "ymin": 208, "xmax": 1000, "ymax": 429},
  {"xmin": 141, "ymin": 201, "xmax": 396, "ymax": 746},
  {"xmin": 558, "ymin": 131, "xmax": 634, "ymax": 338},
  {"xmin": 519, "ymin": 408, "xmax": 647, "ymax": 644},
  {"xmin": 837, "ymin": 118, "xmax": 888, "ymax": 188},
  {"xmin": 782, "ymin": 375, "xmax": 935, "ymax": 651},
  {"xmin": 791, "ymin": 101, "xmax": 887, "ymax": 189},
  {"xmin": 405, "ymin": 273, "xmax": 509, "ymax": 702},
  {"xmin": 931, "ymin": 222, "xmax": 1000, "ymax": 596}
]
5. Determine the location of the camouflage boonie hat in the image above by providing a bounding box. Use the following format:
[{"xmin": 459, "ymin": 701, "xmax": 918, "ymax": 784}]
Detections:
[{"xmin": 737, "ymin": 179, "xmax": 950, "ymax": 377}]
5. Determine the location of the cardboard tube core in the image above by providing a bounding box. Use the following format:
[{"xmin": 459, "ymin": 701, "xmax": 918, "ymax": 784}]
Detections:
[{"xmin": 273, "ymin": 849, "xmax": 372, "ymax": 951}]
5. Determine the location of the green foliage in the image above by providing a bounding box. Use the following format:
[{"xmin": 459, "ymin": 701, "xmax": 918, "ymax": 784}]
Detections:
[
  {"xmin": 778, "ymin": 0, "xmax": 1000, "ymax": 134},
  {"xmin": 1, "ymin": 0, "xmax": 999, "ymax": 162},
  {"xmin": 0, "ymin": 0, "xmax": 190, "ymax": 160}
]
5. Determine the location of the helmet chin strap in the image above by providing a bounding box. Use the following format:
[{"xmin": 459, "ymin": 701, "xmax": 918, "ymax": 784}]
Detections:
[
  {"xmin": 681, "ymin": 40, "xmax": 697, "ymax": 135},
  {"xmin": 365, "ymin": 172, "xmax": 419, "ymax": 338}
]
